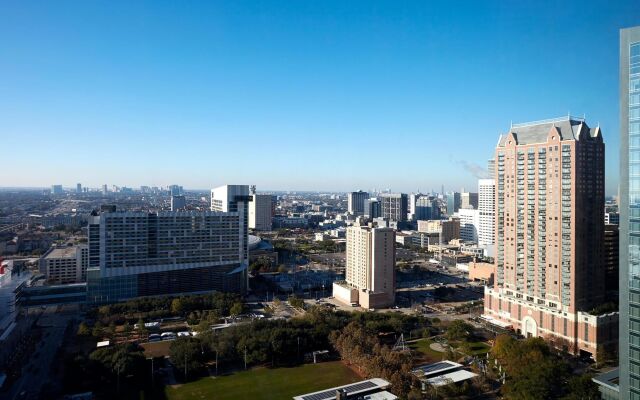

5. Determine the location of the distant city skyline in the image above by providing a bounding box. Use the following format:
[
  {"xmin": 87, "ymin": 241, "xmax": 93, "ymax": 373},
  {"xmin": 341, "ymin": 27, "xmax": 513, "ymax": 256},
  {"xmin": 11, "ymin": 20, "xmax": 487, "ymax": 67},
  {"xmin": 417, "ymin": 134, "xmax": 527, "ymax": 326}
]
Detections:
[{"xmin": 2, "ymin": 2, "xmax": 638, "ymax": 195}]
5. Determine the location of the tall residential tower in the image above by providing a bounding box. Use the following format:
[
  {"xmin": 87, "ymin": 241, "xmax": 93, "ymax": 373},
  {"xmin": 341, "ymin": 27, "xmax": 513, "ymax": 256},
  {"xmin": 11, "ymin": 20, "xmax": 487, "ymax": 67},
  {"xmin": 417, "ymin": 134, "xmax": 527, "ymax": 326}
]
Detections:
[{"xmin": 483, "ymin": 116, "xmax": 617, "ymax": 360}]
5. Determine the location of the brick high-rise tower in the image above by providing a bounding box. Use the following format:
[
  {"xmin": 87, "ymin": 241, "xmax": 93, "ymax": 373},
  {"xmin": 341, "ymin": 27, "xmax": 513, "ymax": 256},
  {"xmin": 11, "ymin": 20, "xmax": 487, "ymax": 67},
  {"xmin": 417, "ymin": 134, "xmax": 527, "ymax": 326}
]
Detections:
[{"xmin": 483, "ymin": 116, "xmax": 617, "ymax": 360}]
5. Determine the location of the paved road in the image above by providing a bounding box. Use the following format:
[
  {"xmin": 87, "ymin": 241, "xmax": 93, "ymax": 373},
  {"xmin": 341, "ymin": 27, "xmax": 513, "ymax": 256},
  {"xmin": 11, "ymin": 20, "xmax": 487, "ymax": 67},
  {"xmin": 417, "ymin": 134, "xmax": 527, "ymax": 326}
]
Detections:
[{"xmin": 3, "ymin": 306, "xmax": 76, "ymax": 400}]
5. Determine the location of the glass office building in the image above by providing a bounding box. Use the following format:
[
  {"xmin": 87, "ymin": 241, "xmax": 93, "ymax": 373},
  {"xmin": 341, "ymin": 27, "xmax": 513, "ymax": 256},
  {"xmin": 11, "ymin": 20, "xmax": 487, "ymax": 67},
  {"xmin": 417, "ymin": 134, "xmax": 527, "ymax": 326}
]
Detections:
[{"xmin": 622, "ymin": 26, "xmax": 640, "ymax": 399}]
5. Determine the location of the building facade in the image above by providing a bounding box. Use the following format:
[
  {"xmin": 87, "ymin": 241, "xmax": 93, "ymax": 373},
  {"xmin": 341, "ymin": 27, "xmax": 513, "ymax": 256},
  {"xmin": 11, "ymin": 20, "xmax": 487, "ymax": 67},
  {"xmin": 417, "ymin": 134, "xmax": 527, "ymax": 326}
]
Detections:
[
  {"xmin": 171, "ymin": 195, "xmax": 186, "ymax": 211},
  {"xmin": 620, "ymin": 26, "xmax": 640, "ymax": 399},
  {"xmin": 461, "ymin": 192, "xmax": 478, "ymax": 210},
  {"xmin": 478, "ymin": 179, "xmax": 496, "ymax": 257},
  {"xmin": 379, "ymin": 193, "xmax": 408, "ymax": 222},
  {"xmin": 333, "ymin": 226, "xmax": 395, "ymax": 309},
  {"xmin": 604, "ymin": 223, "xmax": 619, "ymax": 301},
  {"xmin": 446, "ymin": 192, "xmax": 461, "ymax": 216},
  {"xmin": 44, "ymin": 245, "xmax": 88, "ymax": 284},
  {"xmin": 458, "ymin": 208, "xmax": 480, "ymax": 243},
  {"xmin": 348, "ymin": 191, "xmax": 369, "ymax": 216},
  {"xmin": 415, "ymin": 196, "xmax": 440, "ymax": 221},
  {"xmin": 86, "ymin": 208, "xmax": 248, "ymax": 304},
  {"xmin": 249, "ymin": 193, "xmax": 275, "ymax": 231},
  {"xmin": 364, "ymin": 198, "xmax": 381, "ymax": 219},
  {"xmin": 483, "ymin": 116, "xmax": 617, "ymax": 360},
  {"xmin": 417, "ymin": 219, "xmax": 460, "ymax": 244}
]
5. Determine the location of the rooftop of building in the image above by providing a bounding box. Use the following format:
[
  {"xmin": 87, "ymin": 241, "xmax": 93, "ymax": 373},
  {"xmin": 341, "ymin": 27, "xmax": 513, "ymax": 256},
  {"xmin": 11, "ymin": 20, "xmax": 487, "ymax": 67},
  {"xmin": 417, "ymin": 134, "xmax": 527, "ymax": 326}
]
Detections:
[
  {"xmin": 497, "ymin": 116, "xmax": 601, "ymax": 147},
  {"xmin": 292, "ymin": 378, "xmax": 391, "ymax": 400},
  {"xmin": 45, "ymin": 246, "xmax": 79, "ymax": 259}
]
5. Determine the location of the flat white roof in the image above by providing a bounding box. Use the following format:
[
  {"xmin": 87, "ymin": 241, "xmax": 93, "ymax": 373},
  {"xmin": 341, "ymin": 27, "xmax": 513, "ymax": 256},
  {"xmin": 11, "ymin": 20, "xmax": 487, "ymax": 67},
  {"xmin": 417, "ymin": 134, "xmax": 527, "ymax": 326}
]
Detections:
[
  {"xmin": 412, "ymin": 360, "xmax": 462, "ymax": 377},
  {"xmin": 293, "ymin": 378, "xmax": 390, "ymax": 400},
  {"xmin": 426, "ymin": 370, "xmax": 478, "ymax": 387},
  {"xmin": 97, "ymin": 340, "xmax": 110, "ymax": 348},
  {"xmin": 480, "ymin": 314, "xmax": 512, "ymax": 329},
  {"xmin": 363, "ymin": 391, "xmax": 398, "ymax": 400}
]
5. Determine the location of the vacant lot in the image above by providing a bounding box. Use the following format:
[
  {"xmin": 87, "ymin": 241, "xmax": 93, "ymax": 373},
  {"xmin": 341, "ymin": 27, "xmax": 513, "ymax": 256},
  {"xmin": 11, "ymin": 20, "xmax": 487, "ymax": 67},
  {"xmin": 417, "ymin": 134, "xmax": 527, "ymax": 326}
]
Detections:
[{"xmin": 165, "ymin": 361, "xmax": 361, "ymax": 400}]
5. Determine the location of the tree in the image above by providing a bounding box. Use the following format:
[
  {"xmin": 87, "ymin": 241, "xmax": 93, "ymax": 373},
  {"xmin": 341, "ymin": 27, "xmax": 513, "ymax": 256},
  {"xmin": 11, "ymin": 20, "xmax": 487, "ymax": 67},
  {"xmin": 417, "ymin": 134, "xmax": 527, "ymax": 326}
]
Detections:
[
  {"xmin": 92, "ymin": 322, "xmax": 104, "ymax": 338},
  {"xmin": 171, "ymin": 298, "xmax": 185, "ymax": 315},
  {"xmin": 122, "ymin": 322, "xmax": 133, "ymax": 338},
  {"xmin": 289, "ymin": 296, "xmax": 304, "ymax": 309},
  {"xmin": 170, "ymin": 337, "xmax": 204, "ymax": 380},
  {"xmin": 230, "ymin": 302, "xmax": 244, "ymax": 317},
  {"xmin": 561, "ymin": 374, "xmax": 600, "ymax": 400},
  {"xmin": 136, "ymin": 318, "xmax": 148, "ymax": 338},
  {"xmin": 77, "ymin": 322, "xmax": 90, "ymax": 336},
  {"xmin": 446, "ymin": 320, "xmax": 473, "ymax": 342}
]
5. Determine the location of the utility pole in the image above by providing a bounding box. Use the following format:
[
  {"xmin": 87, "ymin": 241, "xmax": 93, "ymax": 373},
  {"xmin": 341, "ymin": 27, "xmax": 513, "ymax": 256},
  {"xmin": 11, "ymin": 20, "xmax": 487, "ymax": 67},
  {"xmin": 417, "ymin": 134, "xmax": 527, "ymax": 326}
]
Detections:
[
  {"xmin": 244, "ymin": 346, "xmax": 247, "ymax": 370},
  {"xmin": 215, "ymin": 350, "xmax": 218, "ymax": 376},
  {"xmin": 184, "ymin": 352, "xmax": 187, "ymax": 379}
]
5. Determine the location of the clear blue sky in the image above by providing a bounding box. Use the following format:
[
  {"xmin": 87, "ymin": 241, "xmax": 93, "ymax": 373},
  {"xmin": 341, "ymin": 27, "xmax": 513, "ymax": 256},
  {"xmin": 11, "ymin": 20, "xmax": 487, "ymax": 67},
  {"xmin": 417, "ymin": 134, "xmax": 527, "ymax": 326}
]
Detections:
[{"xmin": 1, "ymin": 1, "xmax": 637, "ymax": 194}]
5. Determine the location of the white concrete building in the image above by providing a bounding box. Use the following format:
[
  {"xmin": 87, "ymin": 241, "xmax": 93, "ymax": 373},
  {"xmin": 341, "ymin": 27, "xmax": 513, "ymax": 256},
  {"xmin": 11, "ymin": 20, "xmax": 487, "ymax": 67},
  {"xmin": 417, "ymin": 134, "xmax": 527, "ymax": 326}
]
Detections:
[
  {"xmin": 478, "ymin": 178, "xmax": 495, "ymax": 257},
  {"xmin": 44, "ymin": 245, "xmax": 88, "ymax": 284},
  {"xmin": 333, "ymin": 226, "xmax": 395, "ymax": 309},
  {"xmin": 211, "ymin": 184, "xmax": 249, "ymax": 212},
  {"xmin": 457, "ymin": 208, "xmax": 480, "ymax": 243}
]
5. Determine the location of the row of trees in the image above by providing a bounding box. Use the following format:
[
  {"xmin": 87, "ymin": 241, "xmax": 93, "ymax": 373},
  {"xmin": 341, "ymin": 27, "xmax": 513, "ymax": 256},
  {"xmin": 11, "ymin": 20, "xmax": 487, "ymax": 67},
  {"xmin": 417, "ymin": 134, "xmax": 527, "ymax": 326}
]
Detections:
[
  {"xmin": 91, "ymin": 292, "xmax": 244, "ymax": 324},
  {"xmin": 491, "ymin": 335, "xmax": 599, "ymax": 399},
  {"xmin": 62, "ymin": 343, "xmax": 152, "ymax": 399},
  {"xmin": 329, "ymin": 321, "xmax": 420, "ymax": 398},
  {"xmin": 165, "ymin": 307, "xmax": 428, "ymax": 381}
]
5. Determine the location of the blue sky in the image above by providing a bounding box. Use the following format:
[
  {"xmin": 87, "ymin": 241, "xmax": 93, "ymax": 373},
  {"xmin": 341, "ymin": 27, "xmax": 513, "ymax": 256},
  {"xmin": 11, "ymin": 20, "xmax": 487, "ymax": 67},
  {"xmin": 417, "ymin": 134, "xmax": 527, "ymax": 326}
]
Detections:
[{"xmin": 0, "ymin": 1, "xmax": 638, "ymax": 194}]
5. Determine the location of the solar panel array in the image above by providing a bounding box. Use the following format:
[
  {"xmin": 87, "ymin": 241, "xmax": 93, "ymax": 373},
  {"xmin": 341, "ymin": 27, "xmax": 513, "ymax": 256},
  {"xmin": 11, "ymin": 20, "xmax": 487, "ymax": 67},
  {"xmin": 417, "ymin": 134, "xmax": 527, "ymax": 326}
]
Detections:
[
  {"xmin": 417, "ymin": 361, "xmax": 456, "ymax": 374},
  {"xmin": 301, "ymin": 380, "xmax": 378, "ymax": 400}
]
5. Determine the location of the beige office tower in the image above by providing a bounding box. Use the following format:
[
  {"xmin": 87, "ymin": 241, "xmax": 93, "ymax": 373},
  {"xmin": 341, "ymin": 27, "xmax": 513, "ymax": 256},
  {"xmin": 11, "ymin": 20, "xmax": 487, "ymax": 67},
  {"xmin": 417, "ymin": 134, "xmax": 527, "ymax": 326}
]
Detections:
[
  {"xmin": 332, "ymin": 226, "xmax": 395, "ymax": 309},
  {"xmin": 483, "ymin": 116, "xmax": 618, "ymax": 360}
]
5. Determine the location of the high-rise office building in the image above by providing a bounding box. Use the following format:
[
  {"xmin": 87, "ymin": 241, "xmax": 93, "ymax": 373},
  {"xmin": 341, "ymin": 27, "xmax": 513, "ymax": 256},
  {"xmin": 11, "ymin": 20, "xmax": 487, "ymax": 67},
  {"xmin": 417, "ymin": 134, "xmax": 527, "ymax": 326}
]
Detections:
[
  {"xmin": 86, "ymin": 207, "xmax": 248, "ymax": 304},
  {"xmin": 619, "ymin": 26, "xmax": 640, "ymax": 399},
  {"xmin": 211, "ymin": 185, "xmax": 250, "ymax": 212},
  {"xmin": 76, "ymin": 183, "xmax": 82, "ymax": 193},
  {"xmin": 51, "ymin": 185, "xmax": 63, "ymax": 195},
  {"xmin": 102, "ymin": 184, "xmax": 108, "ymax": 195},
  {"xmin": 483, "ymin": 116, "xmax": 617, "ymax": 361},
  {"xmin": 604, "ymin": 224, "xmax": 619, "ymax": 301},
  {"xmin": 249, "ymin": 186, "xmax": 275, "ymax": 231},
  {"xmin": 364, "ymin": 198, "xmax": 381, "ymax": 219},
  {"xmin": 171, "ymin": 195, "xmax": 187, "ymax": 211},
  {"xmin": 169, "ymin": 185, "xmax": 183, "ymax": 196},
  {"xmin": 415, "ymin": 196, "xmax": 440, "ymax": 221},
  {"xmin": 348, "ymin": 190, "xmax": 369, "ymax": 216},
  {"xmin": 446, "ymin": 192, "xmax": 461, "ymax": 216},
  {"xmin": 379, "ymin": 193, "xmax": 408, "ymax": 222},
  {"xmin": 332, "ymin": 226, "xmax": 395, "ymax": 309},
  {"xmin": 408, "ymin": 193, "xmax": 422, "ymax": 221},
  {"xmin": 458, "ymin": 208, "xmax": 479, "ymax": 243},
  {"xmin": 606, "ymin": 211, "xmax": 620, "ymax": 225},
  {"xmin": 461, "ymin": 192, "xmax": 479, "ymax": 209},
  {"xmin": 478, "ymin": 179, "xmax": 496, "ymax": 257}
]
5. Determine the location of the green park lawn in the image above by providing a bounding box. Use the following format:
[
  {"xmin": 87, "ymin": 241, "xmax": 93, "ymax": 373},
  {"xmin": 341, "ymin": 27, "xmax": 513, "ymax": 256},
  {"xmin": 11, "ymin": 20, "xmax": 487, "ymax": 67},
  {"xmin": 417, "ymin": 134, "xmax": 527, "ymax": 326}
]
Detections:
[
  {"xmin": 464, "ymin": 341, "xmax": 491, "ymax": 356},
  {"xmin": 165, "ymin": 361, "xmax": 361, "ymax": 400},
  {"xmin": 410, "ymin": 338, "xmax": 491, "ymax": 363},
  {"xmin": 410, "ymin": 338, "xmax": 445, "ymax": 362}
]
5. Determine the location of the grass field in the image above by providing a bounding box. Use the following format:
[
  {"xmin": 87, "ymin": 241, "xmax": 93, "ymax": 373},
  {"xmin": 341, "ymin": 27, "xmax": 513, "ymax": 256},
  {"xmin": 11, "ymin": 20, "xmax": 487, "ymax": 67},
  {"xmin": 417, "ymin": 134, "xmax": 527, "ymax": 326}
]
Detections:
[
  {"xmin": 165, "ymin": 361, "xmax": 361, "ymax": 400},
  {"xmin": 410, "ymin": 338, "xmax": 445, "ymax": 362}
]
